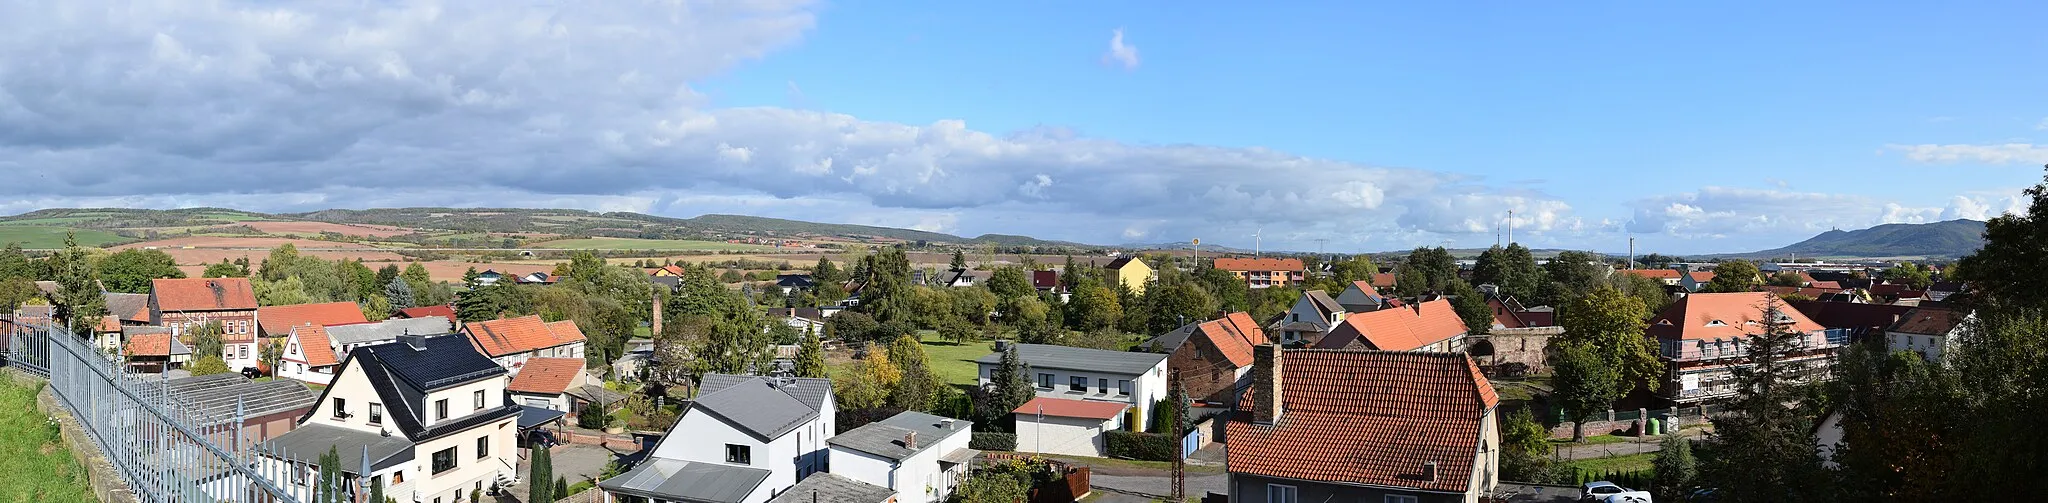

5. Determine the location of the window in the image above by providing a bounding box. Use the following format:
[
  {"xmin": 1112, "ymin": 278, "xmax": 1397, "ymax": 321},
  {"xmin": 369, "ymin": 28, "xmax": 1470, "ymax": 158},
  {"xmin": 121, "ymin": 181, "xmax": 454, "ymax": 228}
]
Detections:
[
  {"xmin": 332, "ymin": 398, "xmax": 347, "ymax": 419},
  {"xmin": 1267, "ymin": 484, "xmax": 1297, "ymax": 503},
  {"xmin": 1118, "ymin": 380, "xmax": 1132, "ymax": 395},
  {"xmin": 431, "ymin": 447, "xmax": 456, "ymax": 474},
  {"xmin": 1099, "ymin": 379, "xmax": 1109, "ymax": 394},
  {"xmin": 1038, "ymin": 373, "xmax": 1054, "ymax": 388},
  {"xmin": 239, "ymin": 345, "xmax": 248, "ymax": 359},
  {"xmin": 369, "ymin": 403, "xmax": 382, "ymax": 425},
  {"xmin": 392, "ymin": 471, "xmax": 403, "ymax": 484},
  {"xmin": 435, "ymin": 399, "xmax": 448, "ymax": 420},
  {"xmin": 1383, "ymin": 496, "xmax": 1418, "ymax": 503},
  {"xmin": 476, "ymin": 436, "xmax": 489, "ymax": 459},
  {"xmin": 726, "ymin": 444, "xmax": 752, "ymax": 465},
  {"xmin": 1069, "ymin": 376, "xmax": 1087, "ymax": 392},
  {"xmin": 474, "ymin": 390, "xmax": 485, "ymax": 410},
  {"xmin": 289, "ymin": 343, "xmax": 298, "ymax": 354}
]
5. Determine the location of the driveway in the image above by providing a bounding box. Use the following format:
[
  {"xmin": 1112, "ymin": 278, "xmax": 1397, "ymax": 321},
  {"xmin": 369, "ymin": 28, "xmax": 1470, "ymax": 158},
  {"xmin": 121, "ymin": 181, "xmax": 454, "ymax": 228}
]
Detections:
[{"xmin": 498, "ymin": 443, "xmax": 628, "ymax": 502}]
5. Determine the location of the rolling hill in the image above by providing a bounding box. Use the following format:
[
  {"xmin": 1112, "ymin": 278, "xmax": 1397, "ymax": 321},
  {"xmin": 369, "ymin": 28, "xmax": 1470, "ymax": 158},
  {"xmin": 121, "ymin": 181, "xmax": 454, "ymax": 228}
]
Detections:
[{"xmin": 1731, "ymin": 219, "xmax": 1988, "ymax": 259}]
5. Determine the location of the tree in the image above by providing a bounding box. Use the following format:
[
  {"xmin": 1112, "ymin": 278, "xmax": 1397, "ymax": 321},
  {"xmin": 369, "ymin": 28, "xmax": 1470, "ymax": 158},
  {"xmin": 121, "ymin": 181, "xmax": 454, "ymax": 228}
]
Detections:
[
  {"xmin": 375, "ymin": 264, "xmax": 400, "ymax": 287},
  {"xmin": 0, "ymin": 277, "xmax": 37, "ymax": 312},
  {"xmin": 1472, "ymin": 243, "xmax": 1542, "ymax": 301},
  {"xmin": 202, "ymin": 259, "xmax": 248, "ymax": 278},
  {"xmin": 360, "ymin": 294, "xmax": 391, "ymax": 321},
  {"xmin": 1538, "ymin": 250, "xmax": 1606, "ymax": 305},
  {"xmin": 96, "ymin": 248, "xmax": 184, "ymax": 293},
  {"xmin": 835, "ymin": 350, "xmax": 901, "ymax": 410},
  {"xmin": 1554, "ymin": 286, "xmax": 1662, "ymax": 391},
  {"xmin": 1194, "ymin": 262, "xmax": 1252, "ymax": 314},
  {"xmin": 1550, "ymin": 341, "xmax": 1620, "ymax": 441},
  {"xmin": 187, "ymin": 355, "xmax": 231, "ymax": 376},
  {"xmin": 49, "ymin": 234, "xmax": 106, "ymax": 335},
  {"xmin": 951, "ymin": 250, "xmax": 967, "ymax": 270},
  {"xmin": 1957, "ymin": 168, "xmax": 2048, "ymax": 303},
  {"xmin": 369, "ymin": 470, "xmax": 385, "ymax": 503},
  {"xmin": 190, "ymin": 321, "xmax": 225, "ymax": 360},
  {"xmin": 987, "ymin": 267, "xmax": 1032, "ymax": 300},
  {"xmin": 1394, "ymin": 247, "xmax": 1458, "ymax": 296},
  {"xmin": 0, "ymin": 243, "xmax": 33, "ymax": 280},
  {"xmin": 1883, "ymin": 261, "xmax": 1932, "ymax": 290},
  {"xmin": 825, "ymin": 310, "xmax": 880, "ymax": 345},
  {"xmin": 384, "ymin": 277, "xmax": 415, "ymax": 313},
  {"xmin": 1327, "ymin": 254, "xmax": 1381, "ymax": 288},
  {"xmin": 1706, "ymin": 261, "xmax": 1763, "ymax": 293},
  {"xmin": 1608, "ymin": 271, "xmax": 1673, "ymax": 313},
  {"xmin": 887, "ymin": 334, "xmax": 939, "ymax": 411},
  {"xmin": 455, "ymin": 282, "xmax": 530, "ymax": 322},
  {"xmin": 858, "ymin": 248, "xmax": 915, "ymax": 323},
  {"xmin": 795, "ymin": 331, "xmax": 827, "ymax": 378},
  {"xmin": 260, "ymin": 338, "xmax": 284, "ymax": 375},
  {"xmin": 1697, "ymin": 299, "xmax": 1826, "ymax": 501},
  {"xmin": 255, "ymin": 276, "xmax": 317, "ymax": 306},
  {"xmin": 1766, "ymin": 270, "xmax": 1805, "ymax": 288},
  {"xmin": 529, "ymin": 444, "xmax": 554, "ymax": 503},
  {"xmin": 1139, "ymin": 279, "xmax": 1218, "ymax": 335},
  {"xmin": 1068, "ymin": 284, "xmax": 1122, "ymax": 330},
  {"xmin": 1500, "ymin": 408, "xmax": 1563, "ymax": 483},
  {"xmin": 992, "ymin": 343, "xmax": 1035, "ymax": 417},
  {"xmin": 812, "ymin": 257, "xmax": 845, "ymax": 285},
  {"xmin": 693, "ymin": 311, "xmax": 775, "ymax": 379},
  {"xmin": 1443, "ymin": 280, "xmax": 1494, "ymax": 335},
  {"xmin": 316, "ymin": 446, "xmax": 344, "ymax": 503},
  {"xmin": 1652, "ymin": 435, "xmax": 1697, "ymax": 501},
  {"xmin": 719, "ymin": 268, "xmax": 743, "ymax": 283},
  {"xmin": 555, "ymin": 477, "xmax": 570, "ymax": 500}
]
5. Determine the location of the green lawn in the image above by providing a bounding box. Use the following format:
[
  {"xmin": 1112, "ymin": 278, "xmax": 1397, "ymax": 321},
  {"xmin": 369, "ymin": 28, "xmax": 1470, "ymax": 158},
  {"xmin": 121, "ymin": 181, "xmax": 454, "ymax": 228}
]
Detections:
[
  {"xmin": 1568, "ymin": 453, "xmax": 1655, "ymax": 474},
  {"xmin": 917, "ymin": 334, "xmax": 996, "ymax": 386},
  {"xmin": 0, "ymin": 226, "xmax": 130, "ymax": 248},
  {"xmin": 0, "ymin": 377, "xmax": 96, "ymax": 502},
  {"xmin": 532, "ymin": 237, "xmax": 778, "ymax": 252}
]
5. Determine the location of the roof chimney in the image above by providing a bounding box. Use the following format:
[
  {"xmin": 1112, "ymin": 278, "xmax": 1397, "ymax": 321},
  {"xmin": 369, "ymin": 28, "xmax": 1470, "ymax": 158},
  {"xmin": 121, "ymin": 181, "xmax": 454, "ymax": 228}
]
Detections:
[
  {"xmin": 399, "ymin": 332, "xmax": 427, "ymax": 351},
  {"xmin": 1422, "ymin": 462, "xmax": 1438, "ymax": 483},
  {"xmin": 1253, "ymin": 344, "xmax": 1283, "ymax": 424},
  {"xmin": 904, "ymin": 431, "xmax": 917, "ymax": 449}
]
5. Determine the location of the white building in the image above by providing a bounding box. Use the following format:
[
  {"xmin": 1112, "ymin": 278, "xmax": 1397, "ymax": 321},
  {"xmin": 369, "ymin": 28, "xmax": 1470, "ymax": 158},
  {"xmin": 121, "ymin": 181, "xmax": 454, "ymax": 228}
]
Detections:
[
  {"xmin": 260, "ymin": 333, "xmax": 521, "ymax": 503},
  {"xmin": 602, "ymin": 374, "xmax": 836, "ymax": 503},
  {"xmin": 460, "ymin": 315, "xmax": 586, "ymax": 374},
  {"xmin": 975, "ymin": 343, "xmax": 1169, "ymax": 427},
  {"xmin": 1272, "ymin": 290, "xmax": 1344, "ymax": 345},
  {"xmin": 1013, "ymin": 397, "xmax": 1129, "ymax": 457},
  {"xmin": 1887, "ymin": 308, "xmax": 1969, "ymax": 361},
  {"xmin": 827, "ymin": 411, "xmax": 977, "ymax": 503},
  {"xmin": 278, "ymin": 317, "xmax": 457, "ymax": 385}
]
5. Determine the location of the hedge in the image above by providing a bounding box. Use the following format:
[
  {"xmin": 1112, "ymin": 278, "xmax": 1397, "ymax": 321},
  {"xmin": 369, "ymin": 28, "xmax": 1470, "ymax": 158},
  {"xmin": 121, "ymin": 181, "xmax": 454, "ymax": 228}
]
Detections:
[
  {"xmin": 1104, "ymin": 431, "xmax": 1177, "ymax": 461},
  {"xmin": 971, "ymin": 432, "xmax": 1018, "ymax": 451}
]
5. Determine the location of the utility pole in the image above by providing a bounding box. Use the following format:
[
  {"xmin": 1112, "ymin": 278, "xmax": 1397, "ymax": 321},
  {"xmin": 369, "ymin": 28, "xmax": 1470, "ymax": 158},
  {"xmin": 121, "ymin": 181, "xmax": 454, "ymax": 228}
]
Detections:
[
  {"xmin": 1628, "ymin": 235, "xmax": 1635, "ymax": 270},
  {"xmin": 1313, "ymin": 238, "xmax": 1328, "ymax": 256},
  {"xmin": 1170, "ymin": 369, "xmax": 1187, "ymax": 503}
]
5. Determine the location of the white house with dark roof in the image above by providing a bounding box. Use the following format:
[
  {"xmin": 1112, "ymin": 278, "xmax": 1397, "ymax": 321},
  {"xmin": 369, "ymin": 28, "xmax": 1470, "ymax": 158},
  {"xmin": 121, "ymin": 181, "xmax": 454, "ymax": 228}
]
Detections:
[
  {"xmin": 828, "ymin": 411, "xmax": 975, "ymax": 503},
  {"xmin": 603, "ymin": 374, "xmax": 836, "ymax": 503},
  {"xmin": 1274, "ymin": 290, "xmax": 1345, "ymax": 346},
  {"xmin": 975, "ymin": 343, "xmax": 1169, "ymax": 428}
]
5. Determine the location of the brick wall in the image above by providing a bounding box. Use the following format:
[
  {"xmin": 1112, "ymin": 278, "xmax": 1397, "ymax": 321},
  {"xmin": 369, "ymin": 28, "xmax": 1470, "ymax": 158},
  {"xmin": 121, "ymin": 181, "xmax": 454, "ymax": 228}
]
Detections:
[
  {"xmin": 1166, "ymin": 342, "xmax": 1240, "ymax": 404},
  {"xmin": 1472, "ymin": 327, "xmax": 1562, "ymax": 375}
]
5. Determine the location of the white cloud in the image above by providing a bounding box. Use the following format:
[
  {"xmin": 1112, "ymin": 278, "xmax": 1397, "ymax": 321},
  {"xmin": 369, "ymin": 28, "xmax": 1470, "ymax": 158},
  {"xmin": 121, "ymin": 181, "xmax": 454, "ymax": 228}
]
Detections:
[
  {"xmin": 1101, "ymin": 28, "xmax": 1140, "ymax": 70},
  {"xmin": 1888, "ymin": 143, "xmax": 2048, "ymax": 164},
  {"xmin": 2037, "ymin": 117, "xmax": 2048, "ymax": 130},
  {"xmin": 1628, "ymin": 187, "xmax": 2019, "ymax": 243}
]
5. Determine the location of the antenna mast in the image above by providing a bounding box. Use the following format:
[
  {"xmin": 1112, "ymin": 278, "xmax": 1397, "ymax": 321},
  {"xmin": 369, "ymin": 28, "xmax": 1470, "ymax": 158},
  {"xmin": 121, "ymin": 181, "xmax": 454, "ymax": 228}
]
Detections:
[{"xmin": 1506, "ymin": 209, "xmax": 1514, "ymax": 245}]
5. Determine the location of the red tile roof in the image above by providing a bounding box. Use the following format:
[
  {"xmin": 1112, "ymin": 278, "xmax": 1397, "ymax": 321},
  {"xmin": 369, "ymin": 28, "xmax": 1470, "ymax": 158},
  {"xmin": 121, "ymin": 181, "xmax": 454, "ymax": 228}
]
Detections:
[
  {"xmin": 462, "ymin": 315, "xmax": 587, "ymax": 357},
  {"xmin": 1015, "ymin": 397, "xmax": 1129, "ymax": 421},
  {"xmin": 651, "ymin": 265, "xmax": 687, "ymax": 277},
  {"xmin": 1647, "ymin": 292, "xmax": 1823, "ymax": 340},
  {"xmin": 1623, "ymin": 269, "xmax": 1681, "ymax": 280},
  {"xmin": 151, "ymin": 278, "xmax": 257, "ymax": 312},
  {"xmin": 1890, "ymin": 308, "xmax": 1962, "ymax": 335},
  {"xmin": 1193, "ymin": 312, "xmax": 1270, "ymax": 368},
  {"xmin": 508, "ymin": 357, "xmax": 586, "ymax": 394},
  {"xmin": 126, "ymin": 332, "xmax": 183, "ymax": 357},
  {"xmin": 1687, "ymin": 271, "xmax": 1718, "ymax": 283},
  {"xmin": 1213, "ymin": 257, "xmax": 1305, "ymax": 272},
  {"xmin": 292, "ymin": 324, "xmax": 339, "ymax": 367},
  {"xmin": 258, "ymin": 302, "xmax": 370, "ymax": 336},
  {"xmin": 1371, "ymin": 272, "xmax": 1397, "ymax": 288},
  {"xmin": 1228, "ymin": 349, "xmax": 1496, "ymax": 492},
  {"xmin": 1809, "ymin": 281, "xmax": 1842, "ymax": 290},
  {"xmin": 1031, "ymin": 270, "xmax": 1059, "ymax": 289},
  {"xmin": 396, "ymin": 305, "xmax": 457, "ymax": 321},
  {"xmin": 1312, "ymin": 299, "xmax": 1468, "ymax": 351}
]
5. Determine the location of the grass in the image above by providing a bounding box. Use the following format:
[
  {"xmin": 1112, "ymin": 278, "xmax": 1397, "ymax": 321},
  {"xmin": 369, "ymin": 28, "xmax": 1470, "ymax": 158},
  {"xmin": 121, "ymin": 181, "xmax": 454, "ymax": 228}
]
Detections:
[
  {"xmin": 1567, "ymin": 453, "xmax": 1655, "ymax": 474},
  {"xmin": 0, "ymin": 226, "xmax": 130, "ymax": 248},
  {"xmin": 532, "ymin": 237, "xmax": 778, "ymax": 252},
  {"xmin": 0, "ymin": 377, "xmax": 97, "ymax": 502},
  {"xmin": 1553, "ymin": 434, "xmax": 1629, "ymax": 445},
  {"xmin": 824, "ymin": 334, "xmax": 993, "ymax": 387}
]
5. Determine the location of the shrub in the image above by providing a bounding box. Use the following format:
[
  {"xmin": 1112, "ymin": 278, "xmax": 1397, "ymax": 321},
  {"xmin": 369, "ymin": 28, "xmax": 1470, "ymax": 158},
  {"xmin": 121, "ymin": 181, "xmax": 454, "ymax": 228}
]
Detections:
[
  {"xmin": 1104, "ymin": 430, "xmax": 1176, "ymax": 461},
  {"xmin": 970, "ymin": 432, "xmax": 1018, "ymax": 451}
]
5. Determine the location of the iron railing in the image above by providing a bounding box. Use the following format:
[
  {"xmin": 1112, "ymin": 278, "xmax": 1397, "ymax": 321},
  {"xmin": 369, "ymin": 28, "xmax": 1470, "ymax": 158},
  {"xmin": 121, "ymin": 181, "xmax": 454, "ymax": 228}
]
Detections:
[{"xmin": 7, "ymin": 323, "xmax": 353, "ymax": 503}]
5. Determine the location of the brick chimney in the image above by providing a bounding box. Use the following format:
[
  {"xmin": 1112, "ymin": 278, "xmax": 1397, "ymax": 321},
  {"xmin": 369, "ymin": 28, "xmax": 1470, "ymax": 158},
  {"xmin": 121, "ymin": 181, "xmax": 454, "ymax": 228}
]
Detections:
[
  {"xmin": 903, "ymin": 431, "xmax": 917, "ymax": 449},
  {"xmin": 1253, "ymin": 344, "xmax": 1283, "ymax": 424},
  {"xmin": 651, "ymin": 289, "xmax": 665, "ymax": 336}
]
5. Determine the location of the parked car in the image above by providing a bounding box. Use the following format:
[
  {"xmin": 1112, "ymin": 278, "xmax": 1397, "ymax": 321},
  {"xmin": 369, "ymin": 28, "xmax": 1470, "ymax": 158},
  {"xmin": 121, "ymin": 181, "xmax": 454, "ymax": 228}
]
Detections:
[
  {"xmin": 1602, "ymin": 491, "xmax": 1653, "ymax": 503},
  {"xmin": 1583, "ymin": 481, "xmax": 1628, "ymax": 501},
  {"xmin": 240, "ymin": 367, "xmax": 264, "ymax": 379}
]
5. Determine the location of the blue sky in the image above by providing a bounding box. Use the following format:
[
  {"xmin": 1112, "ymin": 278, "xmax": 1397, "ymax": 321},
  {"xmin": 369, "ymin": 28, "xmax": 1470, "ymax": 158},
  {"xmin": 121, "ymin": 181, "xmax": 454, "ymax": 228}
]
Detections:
[{"xmin": 3, "ymin": 1, "xmax": 2045, "ymax": 254}]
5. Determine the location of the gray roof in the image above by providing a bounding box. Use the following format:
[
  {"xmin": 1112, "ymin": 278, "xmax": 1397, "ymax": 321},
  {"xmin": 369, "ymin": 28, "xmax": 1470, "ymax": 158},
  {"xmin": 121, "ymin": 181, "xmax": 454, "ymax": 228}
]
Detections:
[
  {"xmin": 104, "ymin": 293, "xmax": 150, "ymax": 321},
  {"xmin": 1304, "ymin": 290, "xmax": 1342, "ymax": 317},
  {"xmin": 325, "ymin": 317, "xmax": 454, "ymax": 346},
  {"xmin": 518, "ymin": 405, "xmax": 567, "ymax": 430},
  {"xmin": 265, "ymin": 423, "xmax": 415, "ymax": 472},
  {"xmin": 828, "ymin": 411, "xmax": 969, "ymax": 462},
  {"xmin": 1140, "ymin": 321, "xmax": 1202, "ymax": 353},
  {"xmin": 600, "ymin": 458, "xmax": 771, "ymax": 503},
  {"xmin": 692, "ymin": 374, "xmax": 833, "ymax": 441},
  {"xmin": 566, "ymin": 384, "xmax": 629, "ymax": 406},
  {"xmin": 159, "ymin": 374, "xmax": 318, "ymax": 425},
  {"xmin": 976, "ymin": 344, "xmax": 1167, "ymax": 376},
  {"xmin": 766, "ymin": 473, "xmax": 896, "ymax": 503}
]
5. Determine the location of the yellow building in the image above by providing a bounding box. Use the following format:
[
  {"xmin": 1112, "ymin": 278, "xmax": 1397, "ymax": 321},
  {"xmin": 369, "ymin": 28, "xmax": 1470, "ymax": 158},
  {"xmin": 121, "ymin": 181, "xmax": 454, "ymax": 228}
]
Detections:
[{"xmin": 1104, "ymin": 256, "xmax": 1154, "ymax": 294}]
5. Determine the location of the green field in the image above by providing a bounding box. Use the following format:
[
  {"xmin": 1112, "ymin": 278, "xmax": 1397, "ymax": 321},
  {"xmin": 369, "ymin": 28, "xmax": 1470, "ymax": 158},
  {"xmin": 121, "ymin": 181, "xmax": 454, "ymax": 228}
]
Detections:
[
  {"xmin": 534, "ymin": 237, "xmax": 778, "ymax": 252},
  {"xmin": 830, "ymin": 333, "xmax": 996, "ymax": 387},
  {"xmin": 0, "ymin": 377, "xmax": 96, "ymax": 502},
  {"xmin": 0, "ymin": 215, "xmax": 112, "ymax": 226},
  {"xmin": 0, "ymin": 226, "xmax": 130, "ymax": 248},
  {"xmin": 1569, "ymin": 453, "xmax": 1655, "ymax": 474}
]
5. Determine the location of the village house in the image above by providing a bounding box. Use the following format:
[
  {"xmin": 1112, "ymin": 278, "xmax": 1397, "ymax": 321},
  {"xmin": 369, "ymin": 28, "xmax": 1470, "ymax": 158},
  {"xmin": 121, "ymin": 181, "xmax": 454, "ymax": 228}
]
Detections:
[
  {"xmin": 1227, "ymin": 346, "xmax": 1500, "ymax": 503},
  {"xmin": 1480, "ymin": 286, "xmax": 1554, "ymax": 329},
  {"xmin": 260, "ymin": 333, "xmax": 521, "ymax": 503},
  {"xmin": 86, "ymin": 292, "xmax": 154, "ymax": 352},
  {"xmin": 1103, "ymin": 257, "xmax": 1154, "ymax": 294},
  {"xmin": 460, "ymin": 315, "xmax": 587, "ymax": 374},
  {"xmin": 514, "ymin": 272, "xmax": 559, "ymax": 285},
  {"xmin": 505, "ymin": 356, "xmax": 624, "ymax": 418},
  {"xmin": 122, "ymin": 327, "xmax": 191, "ymax": 372},
  {"xmin": 1214, "ymin": 257, "xmax": 1306, "ymax": 289},
  {"xmin": 768, "ymin": 307, "xmax": 828, "ymax": 337},
  {"xmin": 1622, "ymin": 269, "xmax": 1683, "ymax": 287},
  {"xmin": 603, "ymin": 374, "xmax": 836, "ymax": 503},
  {"xmin": 1272, "ymin": 290, "xmax": 1344, "ymax": 346},
  {"xmin": 1142, "ymin": 312, "xmax": 1270, "ymax": 403},
  {"xmin": 1887, "ymin": 307, "xmax": 1969, "ymax": 361},
  {"xmin": 776, "ymin": 274, "xmax": 817, "ymax": 294},
  {"xmin": 1334, "ymin": 280, "xmax": 1388, "ymax": 313},
  {"xmin": 827, "ymin": 411, "xmax": 976, "ymax": 503},
  {"xmin": 258, "ymin": 301, "xmax": 371, "ymax": 339},
  {"xmin": 395, "ymin": 305, "xmax": 459, "ymax": 325},
  {"xmin": 1649, "ymin": 292, "xmax": 1837, "ymax": 405},
  {"xmin": 280, "ymin": 316, "xmax": 456, "ymax": 384},
  {"xmin": 976, "ymin": 343, "xmax": 1168, "ymax": 456},
  {"xmin": 150, "ymin": 277, "xmax": 261, "ymax": 370},
  {"xmin": 938, "ymin": 268, "xmax": 994, "ymax": 288},
  {"xmin": 1312, "ymin": 299, "xmax": 1469, "ymax": 353}
]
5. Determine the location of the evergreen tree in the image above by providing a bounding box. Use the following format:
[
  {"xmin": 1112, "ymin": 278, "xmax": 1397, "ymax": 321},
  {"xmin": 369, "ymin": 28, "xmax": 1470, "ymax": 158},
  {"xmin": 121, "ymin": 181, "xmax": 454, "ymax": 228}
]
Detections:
[
  {"xmin": 1698, "ymin": 299, "xmax": 1826, "ymax": 501},
  {"xmin": 384, "ymin": 277, "xmax": 416, "ymax": 312},
  {"xmin": 316, "ymin": 446, "xmax": 343, "ymax": 503},
  {"xmin": 369, "ymin": 471, "xmax": 385, "ymax": 503},
  {"xmin": 461, "ymin": 267, "xmax": 481, "ymax": 288},
  {"xmin": 993, "ymin": 343, "xmax": 1035, "ymax": 413},
  {"xmin": 50, "ymin": 233, "xmax": 106, "ymax": 335},
  {"xmin": 529, "ymin": 444, "xmax": 554, "ymax": 503},
  {"xmin": 795, "ymin": 331, "xmax": 828, "ymax": 378},
  {"xmin": 812, "ymin": 257, "xmax": 844, "ymax": 285},
  {"xmin": 858, "ymin": 248, "xmax": 915, "ymax": 323},
  {"xmin": 1652, "ymin": 435, "xmax": 1697, "ymax": 501},
  {"xmin": 555, "ymin": 477, "xmax": 570, "ymax": 500},
  {"xmin": 951, "ymin": 250, "xmax": 967, "ymax": 270},
  {"xmin": 693, "ymin": 309, "xmax": 774, "ymax": 378}
]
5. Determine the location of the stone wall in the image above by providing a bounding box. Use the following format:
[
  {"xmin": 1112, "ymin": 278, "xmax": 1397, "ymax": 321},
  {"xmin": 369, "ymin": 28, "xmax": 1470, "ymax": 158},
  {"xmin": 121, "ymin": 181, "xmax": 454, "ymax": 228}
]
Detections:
[
  {"xmin": 1547, "ymin": 407, "xmax": 1694, "ymax": 439},
  {"xmin": 1471, "ymin": 326, "xmax": 1562, "ymax": 376}
]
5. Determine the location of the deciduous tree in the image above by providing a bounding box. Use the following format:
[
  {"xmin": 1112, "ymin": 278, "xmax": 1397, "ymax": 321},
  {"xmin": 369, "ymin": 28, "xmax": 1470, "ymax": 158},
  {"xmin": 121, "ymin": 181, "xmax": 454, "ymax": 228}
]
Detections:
[
  {"xmin": 1473, "ymin": 244, "xmax": 1541, "ymax": 301},
  {"xmin": 1549, "ymin": 341, "xmax": 1620, "ymax": 441},
  {"xmin": 96, "ymin": 248, "xmax": 184, "ymax": 293},
  {"xmin": 1707, "ymin": 261, "xmax": 1763, "ymax": 293}
]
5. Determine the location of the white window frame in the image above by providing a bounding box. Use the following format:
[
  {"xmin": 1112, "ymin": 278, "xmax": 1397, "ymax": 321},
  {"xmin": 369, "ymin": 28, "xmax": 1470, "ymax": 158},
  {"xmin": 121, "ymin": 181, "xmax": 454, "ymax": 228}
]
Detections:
[{"xmin": 1267, "ymin": 483, "xmax": 1297, "ymax": 503}]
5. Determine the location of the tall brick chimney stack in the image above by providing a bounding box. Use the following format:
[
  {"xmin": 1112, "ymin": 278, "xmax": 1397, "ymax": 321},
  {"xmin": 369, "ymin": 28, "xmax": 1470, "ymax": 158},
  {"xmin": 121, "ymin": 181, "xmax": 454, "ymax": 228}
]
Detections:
[{"xmin": 1253, "ymin": 344, "xmax": 1283, "ymax": 424}]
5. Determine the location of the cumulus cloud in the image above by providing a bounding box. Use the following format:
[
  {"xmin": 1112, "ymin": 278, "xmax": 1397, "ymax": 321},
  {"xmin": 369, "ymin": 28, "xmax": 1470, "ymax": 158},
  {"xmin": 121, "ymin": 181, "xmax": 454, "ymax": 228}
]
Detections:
[
  {"xmin": 1102, "ymin": 28, "xmax": 1140, "ymax": 70},
  {"xmin": 0, "ymin": 1, "xmax": 1579, "ymax": 251},
  {"xmin": 1628, "ymin": 187, "xmax": 2017, "ymax": 241},
  {"xmin": 1888, "ymin": 143, "xmax": 2048, "ymax": 164}
]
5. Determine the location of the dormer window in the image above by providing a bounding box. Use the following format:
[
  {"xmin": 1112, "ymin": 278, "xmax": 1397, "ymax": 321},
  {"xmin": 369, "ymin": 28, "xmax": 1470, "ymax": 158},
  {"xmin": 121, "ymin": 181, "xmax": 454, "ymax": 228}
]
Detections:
[{"xmin": 1705, "ymin": 320, "xmax": 1727, "ymax": 327}]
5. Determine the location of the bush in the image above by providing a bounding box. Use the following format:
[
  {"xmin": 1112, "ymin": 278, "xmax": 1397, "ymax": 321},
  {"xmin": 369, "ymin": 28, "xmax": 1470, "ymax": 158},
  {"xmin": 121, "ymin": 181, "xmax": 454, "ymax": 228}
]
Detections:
[
  {"xmin": 1104, "ymin": 430, "xmax": 1176, "ymax": 461},
  {"xmin": 186, "ymin": 355, "xmax": 231, "ymax": 376},
  {"xmin": 970, "ymin": 432, "xmax": 1018, "ymax": 451}
]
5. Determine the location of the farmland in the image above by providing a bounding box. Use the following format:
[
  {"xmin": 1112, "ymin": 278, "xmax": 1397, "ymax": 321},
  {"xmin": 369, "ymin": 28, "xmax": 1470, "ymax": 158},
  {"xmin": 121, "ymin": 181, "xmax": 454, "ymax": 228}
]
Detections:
[
  {"xmin": 0, "ymin": 226, "xmax": 131, "ymax": 249},
  {"xmin": 532, "ymin": 237, "xmax": 780, "ymax": 252}
]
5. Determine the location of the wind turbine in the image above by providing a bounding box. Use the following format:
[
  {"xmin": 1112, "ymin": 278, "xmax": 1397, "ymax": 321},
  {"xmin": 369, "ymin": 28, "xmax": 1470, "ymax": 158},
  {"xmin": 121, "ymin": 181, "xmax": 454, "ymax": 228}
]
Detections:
[{"xmin": 1251, "ymin": 227, "xmax": 1264, "ymax": 257}]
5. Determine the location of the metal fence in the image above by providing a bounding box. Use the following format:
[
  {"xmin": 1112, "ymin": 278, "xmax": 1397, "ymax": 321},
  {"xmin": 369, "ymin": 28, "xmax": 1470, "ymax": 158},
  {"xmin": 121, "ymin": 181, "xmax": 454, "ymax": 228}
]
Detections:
[{"xmin": 7, "ymin": 323, "xmax": 331, "ymax": 503}]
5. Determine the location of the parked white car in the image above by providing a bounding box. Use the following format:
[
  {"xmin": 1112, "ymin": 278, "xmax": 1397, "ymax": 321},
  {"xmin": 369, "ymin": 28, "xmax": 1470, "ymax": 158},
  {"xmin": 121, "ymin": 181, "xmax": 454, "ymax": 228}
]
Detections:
[
  {"xmin": 1582, "ymin": 481, "xmax": 1627, "ymax": 501},
  {"xmin": 1603, "ymin": 491, "xmax": 1653, "ymax": 503}
]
